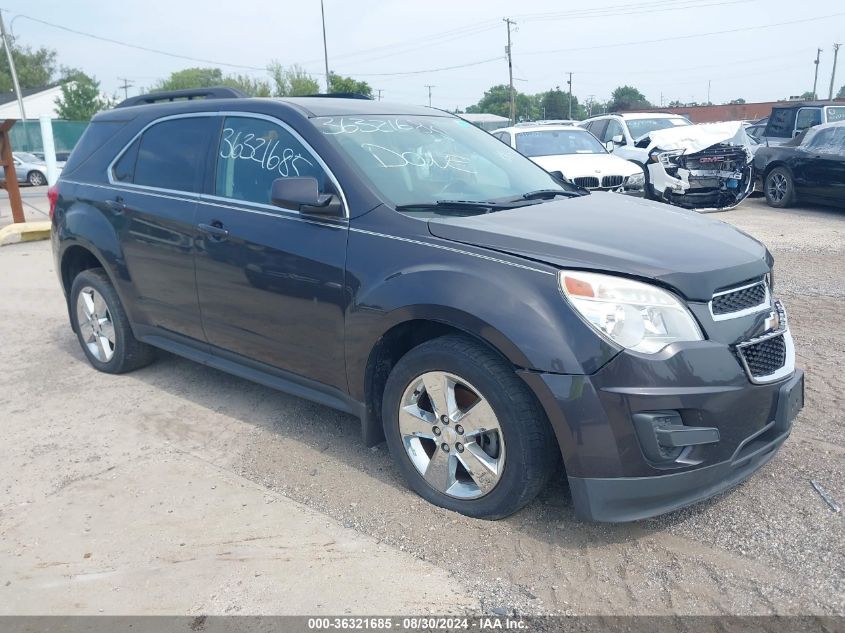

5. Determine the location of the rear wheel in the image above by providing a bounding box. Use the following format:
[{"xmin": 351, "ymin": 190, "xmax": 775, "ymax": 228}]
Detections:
[
  {"xmin": 70, "ymin": 269, "xmax": 156, "ymax": 374},
  {"xmin": 382, "ymin": 335, "xmax": 557, "ymax": 519},
  {"xmin": 27, "ymin": 170, "xmax": 46, "ymax": 186},
  {"xmin": 764, "ymin": 167, "xmax": 795, "ymax": 208}
]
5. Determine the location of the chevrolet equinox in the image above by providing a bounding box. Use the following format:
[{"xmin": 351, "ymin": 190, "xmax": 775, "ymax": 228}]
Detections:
[{"xmin": 50, "ymin": 88, "xmax": 804, "ymax": 521}]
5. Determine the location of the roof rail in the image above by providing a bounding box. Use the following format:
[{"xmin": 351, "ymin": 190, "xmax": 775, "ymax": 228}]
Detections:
[
  {"xmin": 301, "ymin": 92, "xmax": 373, "ymax": 100},
  {"xmin": 115, "ymin": 86, "xmax": 247, "ymax": 109}
]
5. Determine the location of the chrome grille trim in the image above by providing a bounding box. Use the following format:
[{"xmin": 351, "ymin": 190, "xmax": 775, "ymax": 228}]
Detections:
[
  {"xmin": 709, "ymin": 278, "xmax": 771, "ymax": 321},
  {"xmin": 735, "ymin": 301, "xmax": 795, "ymax": 384}
]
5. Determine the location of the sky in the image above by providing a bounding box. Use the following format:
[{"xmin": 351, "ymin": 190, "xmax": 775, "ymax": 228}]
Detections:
[{"xmin": 2, "ymin": 0, "xmax": 844, "ymax": 109}]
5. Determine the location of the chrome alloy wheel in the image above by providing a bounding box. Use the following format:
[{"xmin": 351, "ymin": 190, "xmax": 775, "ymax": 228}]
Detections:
[
  {"xmin": 398, "ymin": 371, "xmax": 506, "ymax": 499},
  {"xmin": 767, "ymin": 172, "xmax": 788, "ymax": 202},
  {"xmin": 76, "ymin": 286, "xmax": 116, "ymax": 362}
]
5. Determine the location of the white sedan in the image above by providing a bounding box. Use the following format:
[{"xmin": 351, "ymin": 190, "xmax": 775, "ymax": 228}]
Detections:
[{"xmin": 491, "ymin": 124, "xmax": 644, "ymax": 193}]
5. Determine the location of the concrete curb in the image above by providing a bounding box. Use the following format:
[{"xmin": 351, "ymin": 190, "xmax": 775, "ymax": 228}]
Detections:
[{"xmin": 0, "ymin": 221, "xmax": 51, "ymax": 246}]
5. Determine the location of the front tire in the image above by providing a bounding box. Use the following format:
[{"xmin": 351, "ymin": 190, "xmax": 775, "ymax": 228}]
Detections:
[
  {"xmin": 27, "ymin": 170, "xmax": 46, "ymax": 186},
  {"xmin": 382, "ymin": 335, "xmax": 557, "ymax": 519},
  {"xmin": 69, "ymin": 268, "xmax": 155, "ymax": 374},
  {"xmin": 764, "ymin": 167, "xmax": 795, "ymax": 208}
]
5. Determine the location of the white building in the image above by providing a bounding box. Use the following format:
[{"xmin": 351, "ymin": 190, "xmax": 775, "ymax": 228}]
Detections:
[{"xmin": 0, "ymin": 84, "xmax": 65, "ymax": 120}]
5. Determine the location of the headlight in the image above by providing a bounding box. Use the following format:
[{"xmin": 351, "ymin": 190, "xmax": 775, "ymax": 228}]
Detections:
[
  {"xmin": 624, "ymin": 172, "xmax": 645, "ymax": 188},
  {"xmin": 649, "ymin": 148, "xmax": 683, "ymax": 167},
  {"xmin": 558, "ymin": 270, "xmax": 703, "ymax": 354}
]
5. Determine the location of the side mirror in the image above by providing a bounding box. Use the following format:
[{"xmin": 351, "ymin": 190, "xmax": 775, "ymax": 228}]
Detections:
[
  {"xmin": 611, "ymin": 134, "xmax": 625, "ymax": 145},
  {"xmin": 604, "ymin": 141, "xmax": 615, "ymax": 152},
  {"xmin": 271, "ymin": 177, "xmax": 342, "ymax": 216}
]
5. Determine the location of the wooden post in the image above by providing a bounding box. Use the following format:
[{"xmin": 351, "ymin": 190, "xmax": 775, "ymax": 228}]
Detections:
[{"xmin": 0, "ymin": 119, "xmax": 26, "ymax": 224}]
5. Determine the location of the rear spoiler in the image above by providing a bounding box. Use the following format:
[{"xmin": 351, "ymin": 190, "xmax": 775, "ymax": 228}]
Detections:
[{"xmin": 115, "ymin": 86, "xmax": 246, "ymax": 108}]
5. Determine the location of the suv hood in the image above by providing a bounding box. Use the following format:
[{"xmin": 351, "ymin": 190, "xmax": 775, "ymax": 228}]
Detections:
[
  {"xmin": 643, "ymin": 121, "xmax": 753, "ymax": 154},
  {"xmin": 427, "ymin": 193, "xmax": 770, "ymax": 301}
]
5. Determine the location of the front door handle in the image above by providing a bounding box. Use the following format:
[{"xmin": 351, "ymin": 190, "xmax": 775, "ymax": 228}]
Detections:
[{"xmin": 198, "ymin": 221, "xmax": 229, "ymax": 240}]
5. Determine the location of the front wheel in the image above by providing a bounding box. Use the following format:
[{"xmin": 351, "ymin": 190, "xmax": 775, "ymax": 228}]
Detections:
[
  {"xmin": 764, "ymin": 167, "xmax": 795, "ymax": 208},
  {"xmin": 382, "ymin": 335, "xmax": 557, "ymax": 519}
]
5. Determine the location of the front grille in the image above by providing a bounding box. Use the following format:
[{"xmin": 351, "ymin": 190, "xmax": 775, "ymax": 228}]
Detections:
[
  {"xmin": 601, "ymin": 175, "xmax": 624, "ymax": 188},
  {"xmin": 738, "ymin": 335, "xmax": 787, "ymax": 378},
  {"xmin": 574, "ymin": 176, "xmax": 599, "ymax": 188},
  {"xmin": 711, "ymin": 280, "xmax": 768, "ymax": 316}
]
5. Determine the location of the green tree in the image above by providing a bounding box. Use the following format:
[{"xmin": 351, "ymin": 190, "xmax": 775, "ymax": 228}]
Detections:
[
  {"xmin": 150, "ymin": 67, "xmax": 271, "ymax": 96},
  {"xmin": 838, "ymin": 85, "xmax": 845, "ymax": 99},
  {"xmin": 607, "ymin": 85, "xmax": 651, "ymax": 111},
  {"xmin": 799, "ymin": 91, "xmax": 816, "ymax": 100},
  {"xmin": 0, "ymin": 43, "xmax": 57, "ymax": 92},
  {"xmin": 54, "ymin": 72, "xmax": 110, "ymax": 121},
  {"xmin": 540, "ymin": 88, "xmax": 568, "ymax": 119},
  {"xmin": 269, "ymin": 63, "xmax": 320, "ymax": 96},
  {"xmin": 728, "ymin": 98, "xmax": 746, "ymax": 105},
  {"xmin": 328, "ymin": 72, "xmax": 372, "ymax": 98}
]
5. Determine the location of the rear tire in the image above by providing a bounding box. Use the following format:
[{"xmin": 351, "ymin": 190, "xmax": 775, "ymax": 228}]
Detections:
[
  {"xmin": 764, "ymin": 167, "xmax": 795, "ymax": 208},
  {"xmin": 382, "ymin": 334, "xmax": 557, "ymax": 519},
  {"xmin": 69, "ymin": 268, "xmax": 156, "ymax": 374},
  {"xmin": 27, "ymin": 170, "xmax": 46, "ymax": 186}
]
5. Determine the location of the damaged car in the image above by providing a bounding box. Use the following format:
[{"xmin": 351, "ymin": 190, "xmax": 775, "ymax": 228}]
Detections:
[{"xmin": 644, "ymin": 121, "xmax": 755, "ymax": 211}]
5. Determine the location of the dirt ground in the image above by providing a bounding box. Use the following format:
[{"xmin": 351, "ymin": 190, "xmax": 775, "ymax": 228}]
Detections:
[{"xmin": 0, "ymin": 194, "xmax": 842, "ymax": 616}]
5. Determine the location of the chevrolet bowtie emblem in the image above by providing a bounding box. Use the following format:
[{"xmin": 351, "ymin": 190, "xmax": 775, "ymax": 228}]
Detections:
[{"xmin": 764, "ymin": 310, "xmax": 780, "ymax": 332}]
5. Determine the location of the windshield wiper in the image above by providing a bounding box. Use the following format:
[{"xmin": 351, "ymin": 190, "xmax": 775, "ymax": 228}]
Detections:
[
  {"xmin": 395, "ymin": 199, "xmax": 520, "ymax": 211},
  {"xmin": 518, "ymin": 189, "xmax": 583, "ymax": 200}
]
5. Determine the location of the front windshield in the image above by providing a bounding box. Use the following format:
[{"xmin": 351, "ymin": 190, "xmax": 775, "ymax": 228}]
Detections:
[
  {"xmin": 626, "ymin": 117, "xmax": 689, "ymax": 140},
  {"xmin": 315, "ymin": 115, "xmax": 571, "ymax": 207},
  {"xmin": 515, "ymin": 129, "xmax": 606, "ymax": 157}
]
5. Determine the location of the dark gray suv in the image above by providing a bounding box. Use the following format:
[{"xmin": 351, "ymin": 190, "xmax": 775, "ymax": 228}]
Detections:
[{"xmin": 50, "ymin": 88, "xmax": 803, "ymax": 521}]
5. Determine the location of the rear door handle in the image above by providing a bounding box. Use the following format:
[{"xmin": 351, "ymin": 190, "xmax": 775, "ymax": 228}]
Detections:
[
  {"xmin": 105, "ymin": 198, "xmax": 126, "ymax": 213},
  {"xmin": 198, "ymin": 221, "xmax": 229, "ymax": 240}
]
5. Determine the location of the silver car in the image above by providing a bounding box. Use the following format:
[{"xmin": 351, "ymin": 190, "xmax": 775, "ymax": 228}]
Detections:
[{"xmin": 0, "ymin": 152, "xmax": 62, "ymax": 186}]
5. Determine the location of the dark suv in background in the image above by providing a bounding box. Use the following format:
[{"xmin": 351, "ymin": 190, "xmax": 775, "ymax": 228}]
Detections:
[{"xmin": 51, "ymin": 88, "xmax": 803, "ymax": 522}]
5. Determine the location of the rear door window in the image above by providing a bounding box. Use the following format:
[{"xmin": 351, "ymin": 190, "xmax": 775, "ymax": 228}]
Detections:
[
  {"xmin": 214, "ymin": 116, "xmax": 328, "ymax": 206},
  {"xmin": 131, "ymin": 117, "xmax": 217, "ymax": 192}
]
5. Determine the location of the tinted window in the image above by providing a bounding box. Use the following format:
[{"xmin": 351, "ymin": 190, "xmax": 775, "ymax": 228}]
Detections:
[
  {"xmin": 587, "ymin": 119, "xmax": 608, "ymax": 140},
  {"xmin": 63, "ymin": 121, "xmax": 126, "ymax": 175},
  {"xmin": 215, "ymin": 116, "xmax": 327, "ymax": 205},
  {"xmin": 133, "ymin": 117, "xmax": 216, "ymax": 192},
  {"xmin": 795, "ymin": 108, "xmax": 822, "ymax": 133},
  {"xmin": 113, "ymin": 138, "xmax": 139, "ymax": 183},
  {"xmin": 767, "ymin": 108, "xmax": 797, "ymax": 138}
]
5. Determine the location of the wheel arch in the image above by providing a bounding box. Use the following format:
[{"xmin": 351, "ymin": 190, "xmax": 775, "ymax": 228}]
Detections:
[{"xmin": 359, "ymin": 313, "xmax": 529, "ymax": 447}]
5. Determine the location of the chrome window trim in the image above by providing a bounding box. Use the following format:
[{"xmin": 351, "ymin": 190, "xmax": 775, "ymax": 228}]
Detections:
[
  {"xmin": 709, "ymin": 278, "xmax": 771, "ymax": 321},
  {"xmin": 735, "ymin": 301, "xmax": 795, "ymax": 384},
  {"xmin": 105, "ymin": 110, "xmax": 350, "ymax": 219},
  {"xmin": 63, "ymin": 179, "xmax": 342, "ymax": 229}
]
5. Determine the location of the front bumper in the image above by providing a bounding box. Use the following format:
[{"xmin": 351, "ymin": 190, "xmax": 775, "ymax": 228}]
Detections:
[
  {"xmin": 569, "ymin": 369, "xmax": 802, "ymax": 522},
  {"xmin": 519, "ymin": 333, "xmax": 803, "ymax": 522}
]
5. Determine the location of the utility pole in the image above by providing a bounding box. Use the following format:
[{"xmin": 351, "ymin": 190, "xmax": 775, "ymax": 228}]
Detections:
[
  {"xmin": 376, "ymin": 88, "xmax": 383, "ymax": 101},
  {"xmin": 424, "ymin": 84, "xmax": 435, "ymax": 107},
  {"xmin": 320, "ymin": 0, "xmax": 331, "ymax": 92},
  {"xmin": 587, "ymin": 94, "xmax": 596, "ymax": 116},
  {"xmin": 567, "ymin": 72, "xmax": 573, "ymax": 119},
  {"xmin": 829, "ymin": 43, "xmax": 841, "ymax": 100},
  {"xmin": 707, "ymin": 79, "xmax": 711, "ymax": 105},
  {"xmin": 503, "ymin": 18, "xmax": 516, "ymax": 124},
  {"xmin": 0, "ymin": 10, "xmax": 26, "ymax": 121},
  {"xmin": 117, "ymin": 77, "xmax": 134, "ymax": 100},
  {"xmin": 812, "ymin": 48, "xmax": 823, "ymax": 99}
]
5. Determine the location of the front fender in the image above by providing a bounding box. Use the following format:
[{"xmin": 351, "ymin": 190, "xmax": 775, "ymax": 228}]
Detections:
[{"xmin": 344, "ymin": 212, "xmax": 619, "ymax": 401}]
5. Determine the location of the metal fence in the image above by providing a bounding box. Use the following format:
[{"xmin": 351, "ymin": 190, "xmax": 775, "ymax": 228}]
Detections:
[{"xmin": 8, "ymin": 120, "xmax": 89, "ymax": 153}]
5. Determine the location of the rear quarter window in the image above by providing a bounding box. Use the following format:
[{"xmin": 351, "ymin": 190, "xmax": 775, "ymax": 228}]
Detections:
[
  {"xmin": 62, "ymin": 121, "xmax": 127, "ymax": 175},
  {"xmin": 132, "ymin": 117, "xmax": 218, "ymax": 192}
]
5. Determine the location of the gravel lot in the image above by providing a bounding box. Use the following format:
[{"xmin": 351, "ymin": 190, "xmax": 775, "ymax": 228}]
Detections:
[{"xmin": 0, "ymin": 195, "xmax": 842, "ymax": 616}]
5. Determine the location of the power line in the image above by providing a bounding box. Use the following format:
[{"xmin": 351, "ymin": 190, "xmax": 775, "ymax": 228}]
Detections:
[
  {"xmin": 344, "ymin": 56, "xmax": 503, "ymax": 77},
  {"xmin": 522, "ymin": 11, "xmax": 845, "ymax": 56},
  {"xmin": 11, "ymin": 13, "xmax": 268, "ymax": 70}
]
